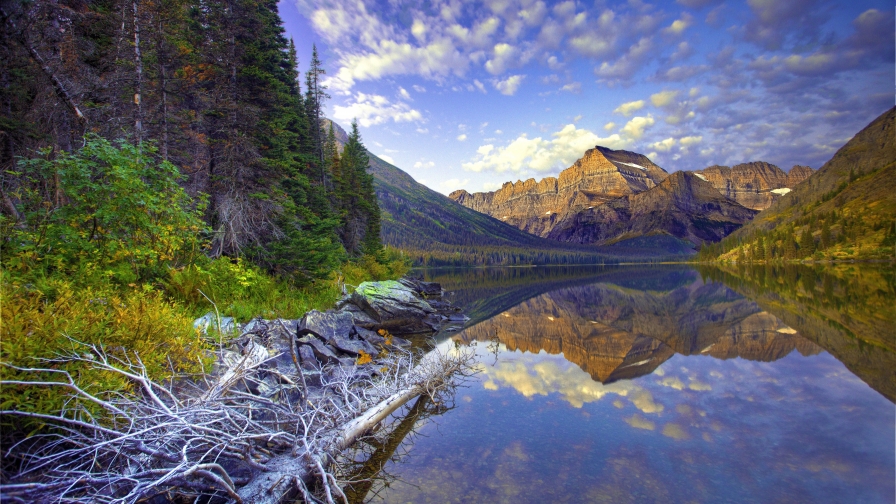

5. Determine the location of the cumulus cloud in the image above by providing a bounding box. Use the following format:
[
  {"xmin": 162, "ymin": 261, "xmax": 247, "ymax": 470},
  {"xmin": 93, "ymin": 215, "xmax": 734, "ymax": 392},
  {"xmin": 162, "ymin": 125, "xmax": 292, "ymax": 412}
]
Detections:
[
  {"xmin": 595, "ymin": 37, "xmax": 654, "ymax": 81},
  {"xmin": 484, "ymin": 43, "xmax": 520, "ymax": 75},
  {"xmin": 413, "ymin": 160, "xmax": 435, "ymax": 169},
  {"xmin": 438, "ymin": 178, "xmax": 470, "ymax": 193},
  {"xmin": 649, "ymin": 137, "xmax": 676, "ymax": 152},
  {"xmin": 650, "ymin": 90, "xmax": 680, "ymax": 107},
  {"xmin": 463, "ymin": 124, "xmax": 629, "ymax": 173},
  {"xmin": 680, "ymin": 135, "xmax": 703, "ymax": 146},
  {"xmin": 662, "ymin": 13, "xmax": 693, "ymax": 36},
  {"xmin": 332, "ymin": 92, "xmax": 423, "ymax": 127},
  {"xmin": 493, "ymin": 74, "xmax": 525, "ymax": 95},
  {"xmin": 560, "ymin": 81, "xmax": 582, "ymax": 93},
  {"xmin": 457, "ymin": 133, "xmax": 468, "ymax": 141},
  {"xmin": 614, "ymin": 100, "xmax": 646, "ymax": 116},
  {"xmin": 621, "ymin": 115, "xmax": 655, "ymax": 139},
  {"xmin": 743, "ymin": 0, "xmax": 829, "ymax": 51},
  {"xmin": 378, "ymin": 154, "xmax": 395, "ymax": 164}
]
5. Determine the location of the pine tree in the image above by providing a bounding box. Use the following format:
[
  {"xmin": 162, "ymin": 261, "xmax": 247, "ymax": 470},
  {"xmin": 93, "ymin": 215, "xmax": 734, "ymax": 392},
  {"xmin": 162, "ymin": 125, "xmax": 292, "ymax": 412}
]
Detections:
[
  {"xmin": 800, "ymin": 227, "xmax": 815, "ymax": 257},
  {"xmin": 784, "ymin": 234, "xmax": 797, "ymax": 260},
  {"xmin": 821, "ymin": 220, "xmax": 832, "ymax": 249},
  {"xmin": 338, "ymin": 120, "xmax": 381, "ymax": 256}
]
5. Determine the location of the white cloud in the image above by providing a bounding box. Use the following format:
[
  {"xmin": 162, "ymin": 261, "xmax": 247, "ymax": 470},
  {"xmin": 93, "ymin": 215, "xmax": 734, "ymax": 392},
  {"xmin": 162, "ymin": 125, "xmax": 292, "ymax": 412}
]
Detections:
[
  {"xmin": 485, "ymin": 42, "xmax": 519, "ymax": 75},
  {"xmin": 411, "ymin": 18, "xmax": 426, "ymax": 42},
  {"xmin": 378, "ymin": 154, "xmax": 395, "ymax": 163},
  {"xmin": 412, "ymin": 84, "xmax": 426, "ymax": 93},
  {"xmin": 614, "ymin": 99, "xmax": 646, "ymax": 116},
  {"xmin": 680, "ymin": 135, "xmax": 703, "ymax": 146},
  {"xmin": 482, "ymin": 181, "xmax": 503, "ymax": 191},
  {"xmin": 457, "ymin": 133, "xmax": 468, "ymax": 141},
  {"xmin": 650, "ymin": 90, "xmax": 680, "ymax": 107},
  {"xmin": 462, "ymin": 124, "xmax": 628, "ymax": 173},
  {"xmin": 569, "ymin": 32, "xmax": 614, "ymax": 58},
  {"xmin": 473, "ymin": 79, "xmax": 487, "ymax": 93},
  {"xmin": 438, "ymin": 178, "xmax": 470, "ymax": 193},
  {"xmin": 604, "ymin": 122, "xmax": 616, "ymax": 131},
  {"xmin": 333, "ymin": 92, "xmax": 423, "ymax": 127},
  {"xmin": 493, "ymin": 74, "xmax": 526, "ymax": 95},
  {"xmin": 416, "ymin": 127, "xmax": 429, "ymax": 134},
  {"xmin": 621, "ymin": 115, "xmax": 655, "ymax": 139},
  {"xmin": 327, "ymin": 38, "xmax": 469, "ymax": 92},
  {"xmin": 398, "ymin": 87, "xmax": 411, "ymax": 100},
  {"xmin": 413, "ymin": 160, "xmax": 435, "ymax": 169},
  {"xmin": 649, "ymin": 137, "xmax": 677, "ymax": 152},
  {"xmin": 595, "ymin": 37, "xmax": 653, "ymax": 80},
  {"xmin": 560, "ymin": 82, "xmax": 582, "ymax": 93},
  {"xmin": 662, "ymin": 13, "xmax": 693, "ymax": 36}
]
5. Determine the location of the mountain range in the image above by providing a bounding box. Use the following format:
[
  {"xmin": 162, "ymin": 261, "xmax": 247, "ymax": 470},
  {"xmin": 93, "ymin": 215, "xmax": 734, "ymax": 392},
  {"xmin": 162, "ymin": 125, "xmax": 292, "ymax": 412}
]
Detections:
[
  {"xmin": 450, "ymin": 145, "xmax": 814, "ymax": 248},
  {"xmin": 326, "ymin": 121, "xmax": 650, "ymax": 266},
  {"xmin": 331, "ymin": 106, "xmax": 893, "ymax": 264}
]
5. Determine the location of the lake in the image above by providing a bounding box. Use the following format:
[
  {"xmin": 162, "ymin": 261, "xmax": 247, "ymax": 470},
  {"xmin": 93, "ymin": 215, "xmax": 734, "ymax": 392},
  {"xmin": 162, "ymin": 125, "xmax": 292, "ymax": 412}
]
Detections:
[{"xmin": 338, "ymin": 264, "xmax": 895, "ymax": 503}]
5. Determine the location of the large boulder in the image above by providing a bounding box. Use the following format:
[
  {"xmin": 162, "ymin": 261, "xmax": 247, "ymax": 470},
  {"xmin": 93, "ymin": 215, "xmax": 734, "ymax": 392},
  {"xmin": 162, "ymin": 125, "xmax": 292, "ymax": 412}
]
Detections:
[
  {"xmin": 350, "ymin": 280, "xmax": 436, "ymax": 333},
  {"xmin": 298, "ymin": 310, "xmax": 354, "ymax": 341}
]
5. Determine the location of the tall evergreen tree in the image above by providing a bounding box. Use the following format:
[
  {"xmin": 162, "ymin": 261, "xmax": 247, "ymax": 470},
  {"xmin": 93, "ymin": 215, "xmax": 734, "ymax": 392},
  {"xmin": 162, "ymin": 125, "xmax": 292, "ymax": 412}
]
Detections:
[
  {"xmin": 337, "ymin": 120, "xmax": 381, "ymax": 256},
  {"xmin": 799, "ymin": 227, "xmax": 815, "ymax": 257}
]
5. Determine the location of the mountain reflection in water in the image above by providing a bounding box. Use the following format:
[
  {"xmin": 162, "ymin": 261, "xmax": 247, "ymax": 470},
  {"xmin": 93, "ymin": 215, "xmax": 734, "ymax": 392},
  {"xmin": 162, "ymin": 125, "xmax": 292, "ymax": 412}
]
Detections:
[{"xmin": 342, "ymin": 265, "xmax": 894, "ymax": 504}]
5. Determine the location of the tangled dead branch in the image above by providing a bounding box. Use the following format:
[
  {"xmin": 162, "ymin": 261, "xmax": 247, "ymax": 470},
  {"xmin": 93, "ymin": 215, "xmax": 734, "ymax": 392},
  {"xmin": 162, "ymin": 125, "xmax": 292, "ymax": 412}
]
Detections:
[{"xmin": 0, "ymin": 333, "xmax": 475, "ymax": 504}]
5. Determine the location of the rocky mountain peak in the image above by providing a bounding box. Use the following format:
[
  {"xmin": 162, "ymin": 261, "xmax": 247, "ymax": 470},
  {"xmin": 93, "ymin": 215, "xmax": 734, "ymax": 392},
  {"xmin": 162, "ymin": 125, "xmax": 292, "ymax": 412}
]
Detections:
[
  {"xmin": 449, "ymin": 145, "xmax": 670, "ymax": 237},
  {"xmin": 692, "ymin": 160, "xmax": 813, "ymax": 211}
]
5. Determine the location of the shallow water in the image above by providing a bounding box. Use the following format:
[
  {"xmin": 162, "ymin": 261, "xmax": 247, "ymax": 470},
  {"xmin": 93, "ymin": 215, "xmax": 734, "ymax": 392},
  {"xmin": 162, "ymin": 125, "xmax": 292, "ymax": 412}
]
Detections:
[{"xmin": 343, "ymin": 265, "xmax": 895, "ymax": 504}]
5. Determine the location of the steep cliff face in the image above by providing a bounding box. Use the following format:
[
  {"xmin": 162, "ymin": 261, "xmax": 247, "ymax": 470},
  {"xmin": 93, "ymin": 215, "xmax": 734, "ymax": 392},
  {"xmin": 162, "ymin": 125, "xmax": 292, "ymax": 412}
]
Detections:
[
  {"xmin": 448, "ymin": 146, "xmax": 668, "ymax": 237},
  {"xmin": 692, "ymin": 162, "xmax": 814, "ymax": 211},
  {"xmin": 547, "ymin": 171, "xmax": 757, "ymax": 246}
]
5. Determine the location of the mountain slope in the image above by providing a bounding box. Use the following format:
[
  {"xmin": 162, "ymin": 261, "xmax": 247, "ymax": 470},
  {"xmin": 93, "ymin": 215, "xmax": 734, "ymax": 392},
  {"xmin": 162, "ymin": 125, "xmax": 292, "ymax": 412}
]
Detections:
[
  {"xmin": 702, "ymin": 106, "xmax": 896, "ymax": 261},
  {"xmin": 326, "ymin": 120, "xmax": 617, "ymax": 265},
  {"xmin": 547, "ymin": 171, "xmax": 757, "ymax": 246}
]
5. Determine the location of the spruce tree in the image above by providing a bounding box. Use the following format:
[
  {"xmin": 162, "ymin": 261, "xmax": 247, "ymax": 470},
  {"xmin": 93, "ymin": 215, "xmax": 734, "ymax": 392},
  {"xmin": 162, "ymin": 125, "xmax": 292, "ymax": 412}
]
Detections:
[{"xmin": 800, "ymin": 227, "xmax": 815, "ymax": 257}]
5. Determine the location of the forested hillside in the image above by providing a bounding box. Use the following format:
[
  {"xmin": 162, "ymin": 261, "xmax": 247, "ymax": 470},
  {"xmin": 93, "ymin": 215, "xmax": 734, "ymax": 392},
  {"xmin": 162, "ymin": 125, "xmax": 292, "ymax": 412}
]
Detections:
[
  {"xmin": 1, "ymin": 0, "xmax": 380, "ymax": 282},
  {"xmin": 698, "ymin": 107, "xmax": 896, "ymax": 262}
]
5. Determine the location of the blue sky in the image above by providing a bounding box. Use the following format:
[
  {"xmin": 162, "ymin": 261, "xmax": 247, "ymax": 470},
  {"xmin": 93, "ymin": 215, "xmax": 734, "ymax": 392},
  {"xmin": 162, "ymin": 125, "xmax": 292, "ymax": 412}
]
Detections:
[{"xmin": 279, "ymin": 0, "xmax": 894, "ymax": 195}]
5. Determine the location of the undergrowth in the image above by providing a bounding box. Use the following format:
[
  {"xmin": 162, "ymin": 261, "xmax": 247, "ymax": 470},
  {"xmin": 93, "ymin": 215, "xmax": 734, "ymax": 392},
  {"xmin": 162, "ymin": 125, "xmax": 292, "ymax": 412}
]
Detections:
[{"xmin": 0, "ymin": 137, "xmax": 410, "ymax": 429}]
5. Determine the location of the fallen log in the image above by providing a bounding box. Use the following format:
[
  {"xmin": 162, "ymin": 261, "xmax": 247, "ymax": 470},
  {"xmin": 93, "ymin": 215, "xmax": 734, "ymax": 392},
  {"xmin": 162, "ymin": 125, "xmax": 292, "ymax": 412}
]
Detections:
[{"xmin": 0, "ymin": 338, "xmax": 472, "ymax": 504}]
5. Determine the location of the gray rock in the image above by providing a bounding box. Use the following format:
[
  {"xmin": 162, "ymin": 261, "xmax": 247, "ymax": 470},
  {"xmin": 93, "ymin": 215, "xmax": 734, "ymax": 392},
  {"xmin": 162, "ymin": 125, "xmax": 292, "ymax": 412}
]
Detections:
[
  {"xmin": 329, "ymin": 333, "xmax": 378, "ymax": 357},
  {"xmin": 350, "ymin": 280, "xmax": 435, "ymax": 333},
  {"xmin": 338, "ymin": 303, "xmax": 379, "ymax": 327},
  {"xmin": 193, "ymin": 312, "xmax": 238, "ymax": 335},
  {"xmin": 299, "ymin": 337, "xmax": 341, "ymax": 365},
  {"xmin": 297, "ymin": 345, "xmax": 318, "ymax": 370},
  {"xmin": 399, "ymin": 277, "xmax": 443, "ymax": 297},
  {"xmin": 353, "ymin": 326, "xmax": 411, "ymax": 347},
  {"xmin": 297, "ymin": 310, "xmax": 354, "ymax": 341}
]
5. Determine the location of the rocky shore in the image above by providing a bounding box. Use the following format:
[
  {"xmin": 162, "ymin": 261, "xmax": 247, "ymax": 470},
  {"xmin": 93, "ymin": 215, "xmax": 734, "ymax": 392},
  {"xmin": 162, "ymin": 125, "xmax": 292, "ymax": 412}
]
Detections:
[{"xmin": 1, "ymin": 277, "xmax": 472, "ymax": 504}]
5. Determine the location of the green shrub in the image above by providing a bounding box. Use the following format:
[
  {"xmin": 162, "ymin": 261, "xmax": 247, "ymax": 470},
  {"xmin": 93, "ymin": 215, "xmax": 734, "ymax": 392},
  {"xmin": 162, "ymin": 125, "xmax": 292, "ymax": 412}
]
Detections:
[
  {"xmin": 0, "ymin": 277, "xmax": 209, "ymax": 426},
  {"xmin": 2, "ymin": 136, "xmax": 207, "ymax": 286}
]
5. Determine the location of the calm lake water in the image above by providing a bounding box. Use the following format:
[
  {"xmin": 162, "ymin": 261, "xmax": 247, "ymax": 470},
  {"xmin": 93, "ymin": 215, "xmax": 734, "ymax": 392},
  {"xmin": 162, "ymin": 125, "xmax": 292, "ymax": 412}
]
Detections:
[{"xmin": 340, "ymin": 264, "xmax": 895, "ymax": 504}]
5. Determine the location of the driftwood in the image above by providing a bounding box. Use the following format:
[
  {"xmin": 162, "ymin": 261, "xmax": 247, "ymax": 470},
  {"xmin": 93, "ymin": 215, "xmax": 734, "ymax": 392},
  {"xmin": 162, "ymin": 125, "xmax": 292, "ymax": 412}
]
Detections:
[{"xmin": 0, "ymin": 335, "xmax": 474, "ymax": 504}]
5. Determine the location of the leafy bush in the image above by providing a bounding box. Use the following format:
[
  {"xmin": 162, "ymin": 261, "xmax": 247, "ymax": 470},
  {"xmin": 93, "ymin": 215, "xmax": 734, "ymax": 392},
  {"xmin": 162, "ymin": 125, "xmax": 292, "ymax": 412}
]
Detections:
[
  {"xmin": 2, "ymin": 136, "xmax": 207, "ymax": 286},
  {"xmin": 0, "ymin": 278, "xmax": 209, "ymax": 425}
]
